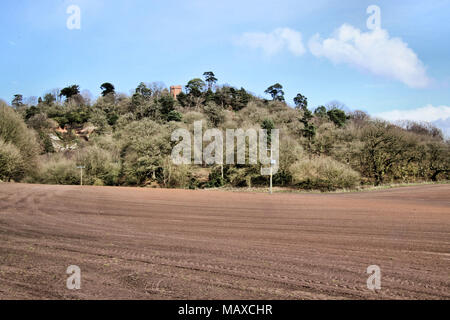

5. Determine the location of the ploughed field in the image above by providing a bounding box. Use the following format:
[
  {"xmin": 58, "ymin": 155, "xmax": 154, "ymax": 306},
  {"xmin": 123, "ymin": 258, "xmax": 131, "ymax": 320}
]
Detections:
[{"xmin": 0, "ymin": 183, "xmax": 448, "ymax": 299}]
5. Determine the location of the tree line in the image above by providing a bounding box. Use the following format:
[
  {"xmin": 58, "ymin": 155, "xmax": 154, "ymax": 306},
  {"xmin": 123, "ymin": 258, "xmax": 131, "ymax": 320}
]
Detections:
[{"xmin": 1, "ymin": 71, "xmax": 448, "ymax": 190}]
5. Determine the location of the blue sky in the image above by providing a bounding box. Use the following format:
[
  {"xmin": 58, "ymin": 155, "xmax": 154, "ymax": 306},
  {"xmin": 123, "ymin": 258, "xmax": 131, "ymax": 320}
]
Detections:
[{"xmin": 1, "ymin": 0, "xmax": 450, "ymax": 133}]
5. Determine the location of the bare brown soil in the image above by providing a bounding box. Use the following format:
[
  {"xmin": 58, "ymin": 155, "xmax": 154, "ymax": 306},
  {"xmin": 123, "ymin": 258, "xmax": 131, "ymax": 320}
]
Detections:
[{"xmin": 0, "ymin": 183, "xmax": 448, "ymax": 300}]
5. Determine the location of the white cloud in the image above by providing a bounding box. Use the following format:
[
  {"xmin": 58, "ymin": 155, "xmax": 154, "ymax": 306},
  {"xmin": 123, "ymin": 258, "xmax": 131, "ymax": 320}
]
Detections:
[
  {"xmin": 309, "ymin": 24, "xmax": 430, "ymax": 88},
  {"xmin": 432, "ymin": 118, "xmax": 450, "ymax": 138},
  {"xmin": 236, "ymin": 28, "xmax": 305, "ymax": 57},
  {"xmin": 375, "ymin": 105, "xmax": 450, "ymax": 123},
  {"xmin": 375, "ymin": 105, "xmax": 450, "ymax": 138}
]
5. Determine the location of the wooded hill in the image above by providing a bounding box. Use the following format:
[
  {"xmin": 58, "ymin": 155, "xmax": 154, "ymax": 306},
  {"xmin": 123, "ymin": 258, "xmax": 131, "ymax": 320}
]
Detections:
[{"xmin": 1, "ymin": 72, "xmax": 449, "ymax": 191}]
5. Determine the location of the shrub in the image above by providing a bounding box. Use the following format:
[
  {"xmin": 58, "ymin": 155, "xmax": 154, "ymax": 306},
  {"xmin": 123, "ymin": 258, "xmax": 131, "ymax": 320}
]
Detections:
[
  {"xmin": 76, "ymin": 145, "xmax": 120, "ymax": 186},
  {"xmin": 203, "ymin": 102, "xmax": 225, "ymax": 126},
  {"xmin": 38, "ymin": 130, "xmax": 55, "ymax": 153},
  {"xmin": 236, "ymin": 101, "xmax": 270, "ymax": 126},
  {"xmin": 118, "ymin": 119, "xmax": 172, "ymax": 185},
  {"xmin": 356, "ymin": 121, "xmax": 418, "ymax": 185},
  {"xmin": 159, "ymin": 156, "xmax": 192, "ymax": 188},
  {"xmin": 274, "ymin": 135, "xmax": 303, "ymax": 186},
  {"xmin": 327, "ymin": 108, "xmax": 347, "ymax": 127},
  {"xmin": 27, "ymin": 113, "xmax": 58, "ymax": 130},
  {"xmin": 0, "ymin": 104, "xmax": 40, "ymax": 179},
  {"xmin": 0, "ymin": 139, "xmax": 25, "ymax": 181},
  {"xmin": 182, "ymin": 111, "xmax": 206, "ymax": 125},
  {"xmin": 115, "ymin": 113, "xmax": 136, "ymax": 129},
  {"xmin": 89, "ymin": 109, "xmax": 111, "ymax": 134},
  {"xmin": 167, "ymin": 110, "xmax": 183, "ymax": 122},
  {"xmin": 93, "ymin": 178, "xmax": 105, "ymax": 186},
  {"xmin": 205, "ymin": 166, "xmax": 225, "ymax": 188},
  {"xmin": 159, "ymin": 95, "xmax": 175, "ymax": 116},
  {"xmin": 34, "ymin": 154, "xmax": 79, "ymax": 185},
  {"xmin": 290, "ymin": 156, "xmax": 360, "ymax": 191}
]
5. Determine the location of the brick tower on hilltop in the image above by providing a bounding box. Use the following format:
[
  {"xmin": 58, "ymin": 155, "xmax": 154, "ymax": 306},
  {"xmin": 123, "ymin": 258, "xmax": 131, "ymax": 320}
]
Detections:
[{"xmin": 170, "ymin": 85, "xmax": 182, "ymax": 99}]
